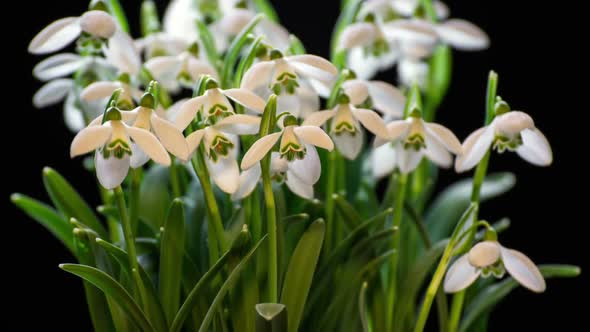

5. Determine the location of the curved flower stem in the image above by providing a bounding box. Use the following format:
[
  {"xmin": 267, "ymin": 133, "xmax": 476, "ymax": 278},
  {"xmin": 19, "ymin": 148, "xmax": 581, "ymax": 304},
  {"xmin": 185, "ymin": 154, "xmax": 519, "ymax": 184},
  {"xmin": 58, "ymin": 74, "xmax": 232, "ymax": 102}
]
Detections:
[
  {"xmin": 129, "ymin": 168, "xmax": 142, "ymax": 234},
  {"xmin": 169, "ymin": 156, "xmax": 182, "ymax": 198},
  {"xmin": 448, "ymin": 291, "xmax": 465, "ymax": 332},
  {"xmin": 324, "ymin": 150, "xmax": 338, "ymax": 254},
  {"xmin": 191, "ymin": 147, "xmax": 227, "ymax": 264},
  {"xmin": 261, "ymin": 152, "xmax": 278, "ymax": 302},
  {"xmin": 386, "ymin": 172, "xmax": 408, "ymax": 331}
]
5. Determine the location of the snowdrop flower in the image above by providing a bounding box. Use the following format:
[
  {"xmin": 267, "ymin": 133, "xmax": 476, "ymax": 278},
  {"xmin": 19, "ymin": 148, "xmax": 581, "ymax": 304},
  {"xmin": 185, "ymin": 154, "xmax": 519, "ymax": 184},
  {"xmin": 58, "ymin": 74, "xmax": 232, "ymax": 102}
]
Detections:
[
  {"xmin": 303, "ymin": 94, "xmax": 390, "ymax": 160},
  {"xmin": 373, "ymin": 110, "xmax": 462, "ymax": 175},
  {"xmin": 444, "ymin": 240, "xmax": 546, "ymax": 293},
  {"xmin": 70, "ymin": 106, "xmax": 170, "ymax": 189},
  {"xmin": 102, "ymin": 30, "xmax": 142, "ymax": 76},
  {"xmin": 241, "ymin": 51, "xmax": 337, "ymax": 118},
  {"xmin": 390, "ymin": 0, "xmax": 449, "ymax": 19},
  {"xmin": 81, "ymin": 75, "xmax": 143, "ymax": 110},
  {"xmin": 163, "ymin": 0, "xmax": 204, "ymax": 44},
  {"xmin": 455, "ymin": 105, "xmax": 552, "ymax": 172},
  {"xmin": 136, "ymin": 32, "xmax": 190, "ymax": 59},
  {"xmin": 29, "ymin": 10, "xmax": 117, "ymax": 54},
  {"xmin": 342, "ymin": 79, "xmax": 406, "ymax": 119}
]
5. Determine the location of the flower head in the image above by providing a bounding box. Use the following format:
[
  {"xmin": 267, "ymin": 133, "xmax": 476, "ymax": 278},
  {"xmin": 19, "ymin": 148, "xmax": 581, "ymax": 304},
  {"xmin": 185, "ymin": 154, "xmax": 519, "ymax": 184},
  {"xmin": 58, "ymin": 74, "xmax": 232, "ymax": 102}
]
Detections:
[{"xmin": 342, "ymin": 78, "xmax": 406, "ymax": 119}]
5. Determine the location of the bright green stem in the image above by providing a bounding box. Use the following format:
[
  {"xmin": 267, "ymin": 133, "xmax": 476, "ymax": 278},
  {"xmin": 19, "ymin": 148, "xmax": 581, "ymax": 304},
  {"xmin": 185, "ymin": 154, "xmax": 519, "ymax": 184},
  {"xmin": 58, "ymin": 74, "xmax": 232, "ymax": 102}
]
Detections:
[
  {"xmin": 471, "ymin": 150, "xmax": 491, "ymax": 203},
  {"xmin": 420, "ymin": 0, "xmax": 438, "ymax": 22},
  {"xmin": 169, "ymin": 156, "xmax": 182, "ymax": 198},
  {"xmin": 448, "ymin": 290, "xmax": 465, "ymax": 332},
  {"xmin": 129, "ymin": 168, "xmax": 141, "ymax": 234},
  {"xmin": 324, "ymin": 150, "xmax": 338, "ymax": 253},
  {"xmin": 386, "ymin": 173, "xmax": 408, "ymax": 331},
  {"xmin": 191, "ymin": 148, "xmax": 227, "ymax": 264},
  {"xmin": 261, "ymin": 153, "xmax": 278, "ymax": 303}
]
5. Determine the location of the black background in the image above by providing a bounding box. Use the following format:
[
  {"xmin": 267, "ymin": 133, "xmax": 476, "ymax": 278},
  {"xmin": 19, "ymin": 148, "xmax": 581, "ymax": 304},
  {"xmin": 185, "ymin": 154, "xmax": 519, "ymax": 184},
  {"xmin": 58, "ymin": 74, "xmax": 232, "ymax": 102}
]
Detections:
[{"xmin": 2, "ymin": 0, "xmax": 587, "ymax": 330}]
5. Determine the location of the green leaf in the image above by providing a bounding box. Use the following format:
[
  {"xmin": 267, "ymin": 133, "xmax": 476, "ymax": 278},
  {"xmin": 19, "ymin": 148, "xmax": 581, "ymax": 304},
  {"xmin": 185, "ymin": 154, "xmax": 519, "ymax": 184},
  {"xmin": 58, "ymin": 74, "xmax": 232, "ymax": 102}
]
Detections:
[
  {"xmin": 334, "ymin": 194, "xmax": 362, "ymax": 229},
  {"xmin": 358, "ymin": 282, "xmax": 369, "ymax": 332},
  {"xmin": 425, "ymin": 172, "xmax": 516, "ymax": 241},
  {"xmin": 11, "ymin": 193, "xmax": 76, "ymax": 254},
  {"xmin": 196, "ymin": 19, "xmax": 221, "ymax": 72},
  {"xmin": 140, "ymin": 0, "xmax": 161, "ymax": 36},
  {"xmin": 256, "ymin": 303, "xmax": 288, "ymax": 332},
  {"xmin": 252, "ymin": 0, "xmax": 280, "ymax": 22},
  {"xmin": 221, "ymin": 14, "xmax": 263, "ymax": 88},
  {"xmin": 281, "ymin": 219, "xmax": 325, "ymax": 332},
  {"xmin": 287, "ymin": 35, "xmax": 306, "ymax": 55},
  {"xmin": 424, "ymin": 46, "xmax": 452, "ymax": 120},
  {"xmin": 139, "ymin": 165, "xmax": 171, "ymax": 232},
  {"xmin": 42, "ymin": 167, "xmax": 107, "ymax": 239},
  {"xmin": 198, "ymin": 235, "xmax": 268, "ymax": 332},
  {"xmin": 330, "ymin": 0, "xmax": 362, "ymax": 66},
  {"xmin": 60, "ymin": 264, "xmax": 156, "ymax": 332},
  {"xmin": 460, "ymin": 265, "xmax": 581, "ymax": 332},
  {"xmin": 107, "ymin": 0, "xmax": 130, "ymax": 33},
  {"xmin": 234, "ymin": 36, "xmax": 264, "ymax": 88},
  {"xmin": 159, "ymin": 199, "xmax": 186, "ymax": 324}
]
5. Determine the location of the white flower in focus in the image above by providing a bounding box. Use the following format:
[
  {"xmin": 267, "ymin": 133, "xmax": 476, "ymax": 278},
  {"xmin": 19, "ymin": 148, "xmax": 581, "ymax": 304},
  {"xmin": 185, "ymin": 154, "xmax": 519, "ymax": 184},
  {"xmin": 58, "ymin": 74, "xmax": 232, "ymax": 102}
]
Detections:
[
  {"xmin": 145, "ymin": 51, "xmax": 219, "ymax": 93},
  {"xmin": 444, "ymin": 240, "xmax": 546, "ymax": 293},
  {"xmin": 455, "ymin": 109, "xmax": 552, "ymax": 172},
  {"xmin": 373, "ymin": 111, "xmax": 462, "ymax": 175},
  {"xmin": 29, "ymin": 10, "xmax": 117, "ymax": 54},
  {"xmin": 303, "ymin": 98, "xmax": 390, "ymax": 160},
  {"xmin": 70, "ymin": 107, "xmax": 170, "ymax": 189},
  {"xmin": 342, "ymin": 79, "xmax": 406, "ymax": 119}
]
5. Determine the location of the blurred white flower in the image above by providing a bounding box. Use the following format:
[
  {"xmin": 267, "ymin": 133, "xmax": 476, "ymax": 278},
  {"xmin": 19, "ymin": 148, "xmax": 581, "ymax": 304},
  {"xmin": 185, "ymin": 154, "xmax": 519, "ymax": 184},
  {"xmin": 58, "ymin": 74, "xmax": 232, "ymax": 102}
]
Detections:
[
  {"xmin": 145, "ymin": 51, "xmax": 219, "ymax": 93},
  {"xmin": 136, "ymin": 32, "xmax": 190, "ymax": 59},
  {"xmin": 444, "ymin": 240, "xmax": 546, "ymax": 293},
  {"xmin": 342, "ymin": 79, "xmax": 406, "ymax": 118},
  {"xmin": 80, "ymin": 78, "xmax": 143, "ymax": 110}
]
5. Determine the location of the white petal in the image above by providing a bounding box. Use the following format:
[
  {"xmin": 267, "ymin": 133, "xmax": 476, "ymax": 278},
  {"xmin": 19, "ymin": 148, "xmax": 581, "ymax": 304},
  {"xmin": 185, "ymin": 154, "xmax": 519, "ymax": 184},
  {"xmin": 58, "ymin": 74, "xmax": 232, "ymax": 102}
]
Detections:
[
  {"xmin": 302, "ymin": 109, "xmax": 336, "ymax": 126},
  {"xmin": 231, "ymin": 163, "xmax": 262, "ymax": 200},
  {"xmin": 151, "ymin": 115, "xmax": 189, "ymax": 160},
  {"xmin": 95, "ymin": 151, "xmax": 130, "ymax": 189},
  {"xmin": 425, "ymin": 123, "xmax": 462, "ymax": 154},
  {"xmin": 398, "ymin": 58, "xmax": 428, "ymax": 88},
  {"xmin": 347, "ymin": 47, "xmax": 380, "ymax": 80},
  {"xmin": 145, "ymin": 55, "xmax": 183, "ymax": 84},
  {"xmin": 383, "ymin": 19, "xmax": 438, "ymax": 45},
  {"xmin": 333, "ymin": 128, "xmax": 364, "ymax": 160},
  {"xmin": 337, "ymin": 23, "xmax": 378, "ymax": 50},
  {"xmin": 287, "ymin": 54, "xmax": 338, "ymax": 82},
  {"xmin": 396, "ymin": 144, "xmax": 423, "ymax": 173},
  {"xmin": 286, "ymin": 170, "xmax": 315, "ymax": 199},
  {"xmin": 208, "ymin": 156, "xmax": 240, "ymax": 194},
  {"xmin": 187, "ymin": 57, "xmax": 219, "ymax": 81},
  {"xmin": 186, "ymin": 129, "xmax": 205, "ymax": 155},
  {"xmin": 80, "ymin": 81, "xmax": 122, "ymax": 102},
  {"xmin": 256, "ymin": 18, "xmax": 291, "ymax": 51},
  {"xmin": 351, "ymin": 108, "xmax": 390, "ymax": 138},
  {"xmin": 241, "ymin": 132, "xmax": 282, "ymax": 170},
  {"xmin": 130, "ymin": 142, "xmax": 150, "ymax": 168},
  {"xmin": 33, "ymin": 53, "xmax": 83, "ymax": 81},
  {"xmin": 173, "ymin": 95, "xmax": 206, "ymax": 130},
  {"xmin": 70, "ymin": 125, "xmax": 112, "ymax": 157},
  {"xmin": 295, "ymin": 80, "xmax": 321, "ymax": 118},
  {"xmin": 294, "ymin": 126, "xmax": 334, "ymax": 151},
  {"xmin": 126, "ymin": 126, "xmax": 171, "ymax": 166},
  {"xmin": 222, "ymin": 88, "xmax": 266, "ymax": 113},
  {"xmin": 218, "ymin": 9, "xmax": 253, "ymax": 36},
  {"xmin": 33, "ymin": 79, "xmax": 73, "ymax": 108},
  {"xmin": 435, "ymin": 19, "xmax": 490, "ymax": 51},
  {"xmin": 342, "ymin": 80, "xmax": 370, "ymax": 106},
  {"xmin": 28, "ymin": 17, "xmax": 81, "ymax": 54},
  {"xmin": 516, "ymin": 128, "xmax": 553, "ymax": 166},
  {"xmin": 454, "ymin": 125, "xmax": 494, "ymax": 173},
  {"xmin": 270, "ymin": 152, "xmax": 289, "ymax": 174},
  {"xmin": 443, "ymin": 254, "xmax": 481, "ymax": 293},
  {"xmin": 424, "ymin": 132, "xmax": 453, "ymax": 168},
  {"xmin": 215, "ymin": 114, "xmax": 261, "ymax": 135},
  {"xmin": 64, "ymin": 91, "xmax": 86, "ymax": 132},
  {"xmin": 289, "ymin": 145, "xmax": 321, "ymax": 185},
  {"xmin": 468, "ymin": 241, "xmax": 501, "ymax": 268},
  {"xmin": 500, "ymin": 246, "xmax": 546, "ymax": 293},
  {"xmin": 372, "ymin": 143, "xmax": 397, "ymax": 179},
  {"xmin": 367, "ymin": 81, "xmax": 405, "ymax": 117},
  {"xmin": 163, "ymin": 0, "xmax": 199, "ymax": 43},
  {"xmin": 241, "ymin": 61, "xmax": 275, "ymax": 91},
  {"xmin": 103, "ymin": 30, "xmax": 141, "ymax": 75},
  {"xmin": 79, "ymin": 10, "xmax": 117, "ymax": 39}
]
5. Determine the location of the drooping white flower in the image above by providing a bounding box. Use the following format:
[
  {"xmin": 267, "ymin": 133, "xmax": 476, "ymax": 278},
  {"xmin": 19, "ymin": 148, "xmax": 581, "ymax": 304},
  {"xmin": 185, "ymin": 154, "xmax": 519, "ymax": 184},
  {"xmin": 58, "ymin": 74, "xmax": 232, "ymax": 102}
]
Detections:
[
  {"xmin": 80, "ymin": 77, "xmax": 143, "ymax": 110},
  {"xmin": 29, "ymin": 10, "xmax": 117, "ymax": 54},
  {"xmin": 163, "ymin": 0, "xmax": 203, "ymax": 44},
  {"xmin": 342, "ymin": 79, "xmax": 406, "ymax": 118},
  {"xmin": 303, "ymin": 98, "xmax": 390, "ymax": 160},
  {"xmin": 70, "ymin": 107, "xmax": 170, "ymax": 189},
  {"xmin": 135, "ymin": 32, "xmax": 190, "ymax": 59},
  {"xmin": 444, "ymin": 240, "xmax": 546, "ymax": 293},
  {"xmin": 145, "ymin": 51, "xmax": 219, "ymax": 93},
  {"xmin": 372, "ymin": 111, "xmax": 462, "ymax": 174},
  {"xmin": 102, "ymin": 30, "xmax": 142, "ymax": 76},
  {"xmin": 455, "ymin": 110, "xmax": 552, "ymax": 172},
  {"xmin": 390, "ymin": 0, "xmax": 450, "ymax": 19}
]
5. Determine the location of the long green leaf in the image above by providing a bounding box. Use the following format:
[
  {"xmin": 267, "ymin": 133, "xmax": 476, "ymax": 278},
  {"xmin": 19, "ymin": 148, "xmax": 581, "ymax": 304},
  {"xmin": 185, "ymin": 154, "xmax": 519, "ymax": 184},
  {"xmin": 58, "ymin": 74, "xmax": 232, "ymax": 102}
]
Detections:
[
  {"xmin": 460, "ymin": 265, "xmax": 581, "ymax": 332},
  {"xmin": 221, "ymin": 14, "xmax": 263, "ymax": 88},
  {"xmin": 234, "ymin": 36, "xmax": 264, "ymax": 88},
  {"xmin": 281, "ymin": 219, "xmax": 325, "ymax": 332},
  {"xmin": 159, "ymin": 199, "xmax": 186, "ymax": 325},
  {"xmin": 140, "ymin": 0, "xmax": 161, "ymax": 36},
  {"xmin": 252, "ymin": 0, "xmax": 279, "ymax": 22},
  {"xmin": 60, "ymin": 264, "xmax": 156, "ymax": 332},
  {"xmin": 107, "ymin": 0, "xmax": 130, "ymax": 33},
  {"xmin": 42, "ymin": 167, "xmax": 107, "ymax": 238},
  {"xmin": 330, "ymin": 0, "xmax": 362, "ymax": 66},
  {"xmin": 11, "ymin": 193, "xmax": 76, "ymax": 254},
  {"xmin": 424, "ymin": 46, "xmax": 452, "ymax": 120},
  {"xmin": 196, "ymin": 20, "xmax": 221, "ymax": 72},
  {"xmin": 139, "ymin": 165, "xmax": 171, "ymax": 231},
  {"xmin": 334, "ymin": 194, "xmax": 362, "ymax": 229}
]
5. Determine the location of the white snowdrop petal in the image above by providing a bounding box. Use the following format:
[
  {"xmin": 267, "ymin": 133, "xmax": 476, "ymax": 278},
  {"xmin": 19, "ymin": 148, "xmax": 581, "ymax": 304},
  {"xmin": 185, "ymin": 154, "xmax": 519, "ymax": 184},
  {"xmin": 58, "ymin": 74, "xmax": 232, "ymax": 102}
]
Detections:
[
  {"xmin": 29, "ymin": 17, "xmax": 81, "ymax": 54},
  {"xmin": 383, "ymin": 19, "xmax": 438, "ymax": 46},
  {"xmin": 151, "ymin": 115, "xmax": 189, "ymax": 160},
  {"xmin": 163, "ymin": 0, "xmax": 199, "ymax": 43},
  {"xmin": 289, "ymin": 145, "xmax": 321, "ymax": 185},
  {"xmin": 424, "ymin": 132, "xmax": 453, "ymax": 168},
  {"xmin": 208, "ymin": 156, "xmax": 240, "ymax": 194},
  {"xmin": 294, "ymin": 126, "xmax": 334, "ymax": 151},
  {"xmin": 468, "ymin": 241, "xmax": 501, "ymax": 268},
  {"xmin": 64, "ymin": 92, "xmax": 86, "ymax": 132},
  {"xmin": 342, "ymin": 80, "xmax": 370, "ymax": 106},
  {"xmin": 396, "ymin": 144, "xmax": 423, "ymax": 173},
  {"xmin": 33, "ymin": 53, "xmax": 83, "ymax": 81},
  {"xmin": 222, "ymin": 88, "xmax": 266, "ymax": 113},
  {"xmin": 80, "ymin": 81, "xmax": 121, "ymax": 102},
  {"xmin": 33, "ymin": 79, "xmax": 73, "ymax": 108},
  {"xmin": 387, "ymin": 120, "xmax": 411, "ymax": 141},
  {"xmin": 231, "ymin": 163, "xmax": 262, "ymax": 201},
  {"xmin": 337, "ymin": 23, "xmax": 378, "ymax": 50},
  {"xmin": 95, "ymin": 151, "xmax": 130, "ymax": 189},
  {"xmin": 70, "ymin": 125, "xmax": 112, "ymax": 157},
  {"xmin": 372, "ymin": 143, "xmax": 397, "ymax": 179},
  {"xmin": 347, "ymin": 47, "xmax": 380, "ymax": 80},
  {"xmin": 351, "ymin": 108, "xmax": 390, "ymax": 138},
  {"xmin": 256, "ymin": 18, "xmax": 291, "ymax": 51},
  {"xmin": 187, "ymin": 58, "xmax": 219, "ymax": 81},
  {"xmin": 367, "ymin": 81, "xmax": 406, "ymax": 117},
  {"xmin": 104, "ymin": 30, "xmax": 142, "ymax": 75},
  {"xmin": 286, "ymin": 170, "xmax": 315, "ymax": 199},
  {"xmin": 288, "ymin": 55, "xmax": 338, "ymax": 82},
  {"xmin": 500, "ymin": 246, "xmax": 546, "ymax": 293},
  {"xmin": 333, "ymin": 128, "xmax": 364, "ymax": 160},
  {"xmin": 302, "ymin": 110, "xmax": 336, "ymax": 126},
  {"xmin": 241, "ymin": 61, "xmax": 275, "ymax": 91},
  {"xmin": 174, "ymin": 95, "xmax": 206, "ymax": 130},
  {"xmin": 218, "ymin": 8, "xmax": 253, "ymax": 36},
  {"xmin": 425, "ymin": 123, "xmax": 463, "ymax": 154},
  {"xmin": 215, "ymin": 114, "xmax": 261, "ymax": 135},
  {"xmin": 436, "ymin": 19, "xmax": 490, "ymax": 51},
  {"xmin": 455, "ymin": 125, "xmax": 494, "ymax": 173},
  {"xmin": 516, "ymin": 128, "xmax": 553, "ymax": 166},
  {"xmin": 294, "ymin": 81, "xmax": 321, "ymax": 118},
  {"xmin": 398, "ymin": 58, "xmax": 428, "ymax": 88},
  {"xmin": 241, "ymin": 132, "xmax": 282, "ymax": 170},
  {"xmin": 79, "ymin": 10, "xmax": 117, "ymax": 38},
  {"xmin": 443, "ymin": 254, "xmax": 481, "ymax": 293},
  {"xmin": 270, "ymin": 152, "xmax": 289, "ymax": 174},
  {"xmin": 145, "ymin": 55, "xmax": 182, "ymax": 81},
  {"xmin": 126, "ymin": 126, "xmax": 171, "ymax": 166},
  {"xmin": 495, "ymin": 111, "xmax": 535, "ymax": 135},
  {"xmin": 130, "ymin": 142, "xmax": 150, "ymax": 168},
  {"xmin": 186, "ymin": 129, "xmax": 205, "ymax": 155}
]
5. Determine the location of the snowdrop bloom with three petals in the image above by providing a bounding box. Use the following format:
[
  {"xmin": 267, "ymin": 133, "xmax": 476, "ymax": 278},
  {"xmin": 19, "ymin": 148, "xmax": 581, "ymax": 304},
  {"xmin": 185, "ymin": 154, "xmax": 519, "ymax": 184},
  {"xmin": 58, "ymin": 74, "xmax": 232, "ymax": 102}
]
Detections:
[
  {"xmin": 70, "ymin": 107, "xmax": 170, "ymax": 189},
  {"xmin": 455, "ymin": 108, "xmax": 552, "ymax": 172},
  {"xmin": 444, "ymin": 240, "xmax": 546, "ymax": 293},
  {"xmin": 303, "ymin": 95, "xmax": 390, "ymax": 160},
  {"xmin": 373, "ymin": 110, "xmax": 462, "ymax": 176},
  {"xmin": 145, "ymin": 50, "xmax": 219, "ymax": 93}
]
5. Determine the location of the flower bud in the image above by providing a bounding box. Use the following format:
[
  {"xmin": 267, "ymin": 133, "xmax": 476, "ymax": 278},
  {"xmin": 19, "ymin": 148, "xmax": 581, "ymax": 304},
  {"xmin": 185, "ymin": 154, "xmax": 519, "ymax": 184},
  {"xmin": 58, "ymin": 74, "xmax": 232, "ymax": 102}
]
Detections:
[{"xmin": 80, "ymin": 10, "xmax": 117, "ymax": 39}]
